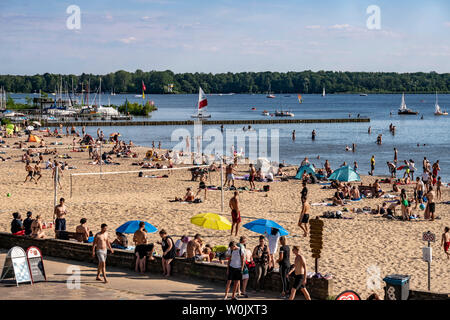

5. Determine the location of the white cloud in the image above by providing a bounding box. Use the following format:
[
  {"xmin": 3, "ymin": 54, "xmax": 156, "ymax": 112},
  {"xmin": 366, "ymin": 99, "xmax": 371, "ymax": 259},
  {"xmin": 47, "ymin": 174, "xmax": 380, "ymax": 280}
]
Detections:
[{"xmin": 119, "ymin": 36, "xmax": 137, "ymax": 44}]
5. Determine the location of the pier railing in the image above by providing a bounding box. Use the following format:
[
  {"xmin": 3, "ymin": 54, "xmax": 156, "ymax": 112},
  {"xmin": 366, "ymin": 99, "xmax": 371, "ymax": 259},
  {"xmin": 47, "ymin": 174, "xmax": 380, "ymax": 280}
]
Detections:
[{"xmin": 28, "ymin": 118, "xmax": 370, "ymax": 127}]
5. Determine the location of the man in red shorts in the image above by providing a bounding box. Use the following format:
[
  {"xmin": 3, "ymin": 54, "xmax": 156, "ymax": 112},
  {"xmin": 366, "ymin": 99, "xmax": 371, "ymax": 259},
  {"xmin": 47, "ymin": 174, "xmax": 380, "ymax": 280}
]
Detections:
[
  {"xmin": 229, "ymin": 191, "xmax": 241, "ymax": 236},
  {"xmin": 441, "ymin": 227, "xmax": 449, "ymax": 260}
]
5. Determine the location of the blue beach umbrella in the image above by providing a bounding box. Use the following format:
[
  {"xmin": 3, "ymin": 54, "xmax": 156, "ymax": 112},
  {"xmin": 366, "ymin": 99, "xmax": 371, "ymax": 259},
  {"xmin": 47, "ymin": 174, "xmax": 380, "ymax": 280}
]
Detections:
[
  {"xmin": 116, "ymin": 221, "xmax": 158, "ymax": 234},
  {"xmin": 328, "ymin": 165, "xmax": 361, "ymax": 182},
  {"xmin": 295, "ymin": 164, "xmax": 316, "ymax": 179},
  {"xmin": 243, "ymin": 219, "xmax": 289, "ymax": 236}
]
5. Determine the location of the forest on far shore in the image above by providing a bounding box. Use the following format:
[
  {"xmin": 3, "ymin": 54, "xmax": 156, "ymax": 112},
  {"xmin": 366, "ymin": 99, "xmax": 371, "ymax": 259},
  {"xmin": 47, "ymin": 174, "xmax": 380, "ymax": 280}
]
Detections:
[{"xmin": 0, "ymin": 70, "xmax": 449, "ymax": 94}]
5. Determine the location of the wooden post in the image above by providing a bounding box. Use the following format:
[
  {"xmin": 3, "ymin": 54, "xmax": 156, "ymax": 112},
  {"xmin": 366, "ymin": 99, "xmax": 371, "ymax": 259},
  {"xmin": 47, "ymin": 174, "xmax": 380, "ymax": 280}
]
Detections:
[{"xmin": 309, "ymin": 217, "xmax": 324, "ymax": 274}]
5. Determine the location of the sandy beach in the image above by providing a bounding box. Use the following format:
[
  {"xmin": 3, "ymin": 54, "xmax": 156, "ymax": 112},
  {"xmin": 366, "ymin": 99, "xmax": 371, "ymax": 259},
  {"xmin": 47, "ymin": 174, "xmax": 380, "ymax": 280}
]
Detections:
[{"xmin": 0, "ymin": 133, "xmax": 448, "ymax": 298}]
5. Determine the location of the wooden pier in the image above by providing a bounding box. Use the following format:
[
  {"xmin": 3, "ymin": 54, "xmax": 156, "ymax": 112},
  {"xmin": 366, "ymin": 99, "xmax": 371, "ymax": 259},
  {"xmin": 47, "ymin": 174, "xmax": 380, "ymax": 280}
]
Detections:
[{"xmin": 35, "ymin": 118, "xmax": 370, "ymax": 127}]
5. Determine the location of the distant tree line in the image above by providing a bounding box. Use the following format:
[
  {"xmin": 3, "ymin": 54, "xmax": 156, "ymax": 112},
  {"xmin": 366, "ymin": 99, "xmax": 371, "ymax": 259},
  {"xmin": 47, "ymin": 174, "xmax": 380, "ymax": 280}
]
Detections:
[{"xmin": 0, "ymin": 70, "xmax": 449, "ymax": 94}]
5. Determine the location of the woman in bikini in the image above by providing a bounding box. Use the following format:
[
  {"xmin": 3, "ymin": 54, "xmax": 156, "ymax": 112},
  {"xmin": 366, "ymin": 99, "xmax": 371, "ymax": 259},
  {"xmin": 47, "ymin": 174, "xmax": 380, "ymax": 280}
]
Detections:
[
  {"xmin": 31, "ymin": 215, "xmax": 45, "ymax": 239},
  {"xmin": 249, "ymin": 164, "xmax": 256, "ymax": 190}
]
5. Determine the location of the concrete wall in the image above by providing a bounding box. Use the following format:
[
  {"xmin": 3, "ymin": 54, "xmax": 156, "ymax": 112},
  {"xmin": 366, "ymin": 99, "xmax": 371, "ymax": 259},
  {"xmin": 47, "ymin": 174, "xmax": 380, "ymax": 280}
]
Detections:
[{"xmin": 0, "ymin": 232, "xmax": 333, "ymax": 299}]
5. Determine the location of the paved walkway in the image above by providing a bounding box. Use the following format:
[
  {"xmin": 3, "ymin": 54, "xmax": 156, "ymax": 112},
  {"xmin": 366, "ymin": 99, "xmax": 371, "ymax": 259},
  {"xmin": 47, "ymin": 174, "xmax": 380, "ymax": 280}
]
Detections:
[{"xmin": 0, "ymin": 250, "xmax": 282, "ymax": 300}]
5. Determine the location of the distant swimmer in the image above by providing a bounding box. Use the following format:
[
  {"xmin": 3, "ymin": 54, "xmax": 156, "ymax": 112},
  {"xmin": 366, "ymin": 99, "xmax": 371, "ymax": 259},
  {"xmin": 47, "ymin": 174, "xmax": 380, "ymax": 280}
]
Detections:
[
  {"xmin": 368, "ymin": 126, "xmax": 372, "ymax": 134},
  {"xmin": 292, "ymin": 130, "xmax": 296, "ymax": 141},
  {"xmin": 311, "ymin": 130, "xmax": 316, "ymax": 140}
]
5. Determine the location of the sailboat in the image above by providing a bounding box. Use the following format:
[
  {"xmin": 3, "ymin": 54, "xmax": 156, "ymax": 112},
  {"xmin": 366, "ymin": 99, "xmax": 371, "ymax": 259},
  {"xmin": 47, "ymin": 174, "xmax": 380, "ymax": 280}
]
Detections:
[
  {"xmin": 398, "ymin": 93, "xmax": 418, "ymax": 115},
  {"xmin": 266, "ymin": 84, "xmax": 276, "ymax": 99},
  {"xmin": 111, "ymin": 88, "xmax": 116, "ymax": 96},
  {"xmin": 322, "ymin": 87, "xmax": 326, "ymax": 97},
  {"xmin": 434, "ymin": 92, "xmax": 448, "ymax": 116},
  {"xmin": 191, "ymin": 87, "xmax": 211, "ymax": 119}
]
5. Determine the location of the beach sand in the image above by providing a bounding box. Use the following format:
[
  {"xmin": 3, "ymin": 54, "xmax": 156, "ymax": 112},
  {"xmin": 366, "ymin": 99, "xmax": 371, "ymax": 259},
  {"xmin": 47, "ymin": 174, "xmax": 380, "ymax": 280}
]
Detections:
[{"xmin": 0, "ymin": 134, "xmax": 448, "ymax": 299}]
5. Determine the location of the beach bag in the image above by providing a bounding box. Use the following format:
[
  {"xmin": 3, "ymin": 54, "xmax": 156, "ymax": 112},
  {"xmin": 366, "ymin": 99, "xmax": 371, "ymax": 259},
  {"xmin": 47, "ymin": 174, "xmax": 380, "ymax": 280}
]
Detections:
[
  {"xmin": 138, "ymin": 171, "xmax": 143, "ymax": 177},
  {"xmin": 263, "ymin": 185, "xmax": 270, "ymax": 192}
]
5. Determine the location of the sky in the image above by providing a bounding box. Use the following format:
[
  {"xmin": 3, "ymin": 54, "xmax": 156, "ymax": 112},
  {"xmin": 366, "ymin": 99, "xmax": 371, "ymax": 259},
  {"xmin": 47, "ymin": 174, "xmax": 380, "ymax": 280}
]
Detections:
[{"xmin": 0, "ymin": 0, "xmax": 449, "ymax": 75}]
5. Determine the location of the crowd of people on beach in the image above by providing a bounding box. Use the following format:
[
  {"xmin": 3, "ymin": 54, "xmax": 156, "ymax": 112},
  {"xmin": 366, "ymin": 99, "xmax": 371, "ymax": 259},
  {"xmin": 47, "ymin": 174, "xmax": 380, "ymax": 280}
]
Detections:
[{"xmin": 2, "ymin": 121, "xmax": 449, "ymax": 299}]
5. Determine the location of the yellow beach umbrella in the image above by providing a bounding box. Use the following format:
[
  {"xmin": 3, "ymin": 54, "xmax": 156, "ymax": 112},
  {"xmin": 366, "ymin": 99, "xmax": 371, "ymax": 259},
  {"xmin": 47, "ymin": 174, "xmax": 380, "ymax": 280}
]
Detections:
[{"xmin": 190, "ymin": 213, "xmax": 232, "ymax": 231}]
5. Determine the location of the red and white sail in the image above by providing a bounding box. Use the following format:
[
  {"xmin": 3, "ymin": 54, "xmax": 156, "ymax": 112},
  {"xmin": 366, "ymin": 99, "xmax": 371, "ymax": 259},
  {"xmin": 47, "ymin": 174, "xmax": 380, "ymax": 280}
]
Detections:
[{"xmin": 198, "ymin": 87, "xmax": 208, "ymax": 110}]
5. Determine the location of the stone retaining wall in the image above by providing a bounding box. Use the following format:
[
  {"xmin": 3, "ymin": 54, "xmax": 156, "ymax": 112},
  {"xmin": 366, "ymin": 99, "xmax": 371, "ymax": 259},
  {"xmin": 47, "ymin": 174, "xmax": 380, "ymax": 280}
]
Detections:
[{"xmin": 0, "ymin": 232, "xmax": 333, "ymax": 299}]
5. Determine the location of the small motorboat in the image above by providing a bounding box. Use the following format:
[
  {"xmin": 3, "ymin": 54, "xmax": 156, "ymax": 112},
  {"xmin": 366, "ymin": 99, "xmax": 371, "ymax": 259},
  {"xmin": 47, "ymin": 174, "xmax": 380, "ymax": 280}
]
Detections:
[
  {"xmin": 261, "ymin": 110, "xmax": 270, "ymax": 116},
  {"xmin": 274, "ymin": 109, "xmax": 294, "ymax": 117}
]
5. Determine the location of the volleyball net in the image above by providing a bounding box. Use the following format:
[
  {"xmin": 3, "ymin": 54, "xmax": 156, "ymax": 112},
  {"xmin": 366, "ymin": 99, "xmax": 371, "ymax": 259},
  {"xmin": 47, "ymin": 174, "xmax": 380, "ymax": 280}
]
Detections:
[{"xmin": 69, "ymin": 164, "xmax": 211, "ymax": 198}]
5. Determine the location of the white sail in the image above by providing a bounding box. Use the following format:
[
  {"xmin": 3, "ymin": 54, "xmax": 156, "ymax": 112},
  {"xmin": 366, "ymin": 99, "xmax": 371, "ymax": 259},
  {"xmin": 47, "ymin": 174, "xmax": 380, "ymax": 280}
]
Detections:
[
  {"xmin": 400, "ymin": 93, "xmax": 407, "ymax": 111},
  {"xmin": 435, "ymin": 92, "xmax": 441, "ymax": 114},
  {"xmin": 191, "ymin": 87, "xmax": 210, "ymax": 118},
  {"xmin": 322, "ymin": 87, "xmax": 326, "ymax": 97}
]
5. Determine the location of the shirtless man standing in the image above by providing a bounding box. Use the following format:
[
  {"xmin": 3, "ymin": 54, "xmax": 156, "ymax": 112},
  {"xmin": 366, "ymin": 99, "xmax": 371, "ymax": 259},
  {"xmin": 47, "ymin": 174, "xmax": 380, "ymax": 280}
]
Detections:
[
  {"xmin": 414, "ymin": 177, "xmax": 424, "ymax": 209},
  {"xmin": 229, "ymin": 192, "xmax": 241, "ymax": 237},
  {"xmin": 52, "ymin": 161, "xmax": 63, "ymax": 189},
  {"xmin": 425, "ymin": 186, "xmax": 436, "ymax": 221},
  {"xmin": 225, "ymin": 164, "xmax": 235, "ymax": 188},
  {"xmin": 287, "ymin": 246, "xmax": 311, "ymax": 300},
  {"xmin": 249, "ymin": 164, "xmax": 256, "ymax": 191},
  {"xmin": 133, "ymin": 222, "xmax": 154, "ymax": 273},
  {"xmin": 92, "ymin": 224, "xmax": 114, "ymax": 283},
  {"xmin": 54, "ymin": 197, "xmax": 67, "ymax": 233},
  {"xmin": 298, "ymin": 197, "xmax": 310, "ymax": 237},
  {"xmin": 441, "ymin": 227, "xmax": 449, "ymax": 260}
]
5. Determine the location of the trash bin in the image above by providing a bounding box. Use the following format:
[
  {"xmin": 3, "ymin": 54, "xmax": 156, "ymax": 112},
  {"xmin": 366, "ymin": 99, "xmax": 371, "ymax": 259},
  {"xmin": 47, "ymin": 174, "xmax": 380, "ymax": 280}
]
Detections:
[{"xmin": 383, "ymin": 274, "xmax": 410, "ymax": 300}]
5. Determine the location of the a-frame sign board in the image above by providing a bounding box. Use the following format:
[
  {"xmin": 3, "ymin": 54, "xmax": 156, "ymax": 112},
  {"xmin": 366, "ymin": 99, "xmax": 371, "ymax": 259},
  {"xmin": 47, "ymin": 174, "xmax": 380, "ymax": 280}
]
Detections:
[{"xmin": 0, "ymin": 246, "xmax": 33, "ymax": 286}]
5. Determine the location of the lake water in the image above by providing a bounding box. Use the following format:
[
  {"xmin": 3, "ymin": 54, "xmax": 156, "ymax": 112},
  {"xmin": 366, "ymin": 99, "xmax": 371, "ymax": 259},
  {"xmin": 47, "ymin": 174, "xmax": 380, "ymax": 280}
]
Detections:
[{"xmin": 10, "ymin": 93, "xmax": 450, "ymax": 181}]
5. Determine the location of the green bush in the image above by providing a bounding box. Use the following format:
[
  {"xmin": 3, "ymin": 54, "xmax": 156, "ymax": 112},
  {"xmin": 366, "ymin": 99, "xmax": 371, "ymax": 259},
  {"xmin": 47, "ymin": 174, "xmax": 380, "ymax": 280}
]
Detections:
[{"xmin": 118, "ymin": 101, "xmax": 157, "ymax": 116}]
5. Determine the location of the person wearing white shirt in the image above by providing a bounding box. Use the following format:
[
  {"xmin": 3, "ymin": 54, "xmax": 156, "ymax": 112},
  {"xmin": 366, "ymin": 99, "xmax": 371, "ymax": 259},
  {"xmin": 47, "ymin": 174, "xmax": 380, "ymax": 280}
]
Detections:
[
  {"xmin": 265, "ymin": 228, "xmax": 281, "ymax": 271},
  {"xmin": 224, "ymin": 241, "xmax": 245, "ymax": 300}
]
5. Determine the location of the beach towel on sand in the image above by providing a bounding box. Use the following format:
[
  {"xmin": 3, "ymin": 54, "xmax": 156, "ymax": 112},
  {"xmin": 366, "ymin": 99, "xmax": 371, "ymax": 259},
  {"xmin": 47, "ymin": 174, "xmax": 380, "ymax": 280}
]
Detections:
[{"xmin": 312, "ymin": 203, "xmax": 333, "ymax": 207}]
